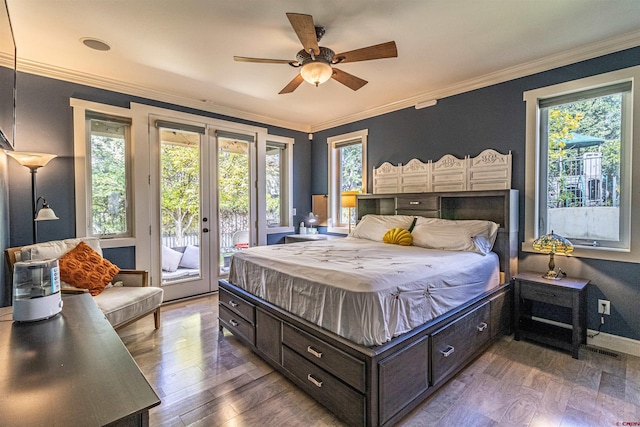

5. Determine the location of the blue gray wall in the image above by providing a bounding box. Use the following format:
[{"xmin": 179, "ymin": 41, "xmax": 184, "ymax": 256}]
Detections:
[
  {"xmin": 3, "ymin": 47, "xmax": 640, "ymax": 342},
  {"xmin": 312, "ymin": 46, "xmax": 640, "ymax": 341},
  {"xmin": 1, "ymin": 71, "xmax": 310, "ymax": 304}
]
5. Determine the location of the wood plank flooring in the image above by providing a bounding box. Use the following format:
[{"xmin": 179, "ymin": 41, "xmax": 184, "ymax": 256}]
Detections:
[{"xmin": 118, "ymin": 293, "xmax": 640, "ymax": 426}]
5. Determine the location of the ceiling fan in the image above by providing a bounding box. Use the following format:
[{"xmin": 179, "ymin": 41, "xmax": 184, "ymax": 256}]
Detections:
[{"xmin": 234, "ymin": 13, "xmax": 398, "ymax": 94}]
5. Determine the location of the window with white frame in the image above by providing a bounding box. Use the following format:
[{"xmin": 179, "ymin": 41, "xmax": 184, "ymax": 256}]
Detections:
[
  {"xmin": 523, "ymin": 66, "xmax": 639, "ymax": 262},
  {"xmin": 328, "ymin": 129, "xmax": 367, "ymax": 232},
  {"xmin": 258, "ymin": 133, "xmax": 294, "ymax": 236},
  {"xmin": 71, "ymin": 99, "xmax": 134, "ymax": 244},
  {"xmin": 87, "ymin": 113, "xmax": 133, "ymax": 238},
  {"xmin": 265, "ymin": 141, "xmax": 287, "ymax": 227}
]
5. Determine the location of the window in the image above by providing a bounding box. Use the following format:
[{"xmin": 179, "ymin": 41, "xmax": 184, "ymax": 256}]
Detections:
[
  {"xmin": 265, "ymin": 141, "xmax": 285, "ymax": 227},
  {"xmin": 524, "ymin": 66, "xmax": 639, "ymax": 262},
  {"xmin": 328, "ymin": 129, "xmax": 367, "ymax": 233},
  {"xmin": 71, "ymin": 99, "xmax": 135, "ymax": 246},
  {"xmin": 87, "ymin": 114, "xmax": 133, "ymax": 238},
  {"xmin": 259, "ymin": 134, "xmax": 294, "ymax": 235}
]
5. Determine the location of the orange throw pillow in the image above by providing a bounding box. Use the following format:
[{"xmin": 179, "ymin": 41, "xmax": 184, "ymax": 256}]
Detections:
[{"xmin": 59, "ymin": 242, "xmax": 120, "ymax": 296}]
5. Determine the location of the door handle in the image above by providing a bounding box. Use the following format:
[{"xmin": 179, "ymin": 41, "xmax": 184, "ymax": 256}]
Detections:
[{"xmin": 203, "ymin": 228, "xmax": 209, "ymax": 233}]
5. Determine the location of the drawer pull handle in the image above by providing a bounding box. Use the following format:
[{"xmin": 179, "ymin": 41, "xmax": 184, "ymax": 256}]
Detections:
[
  {"xmin": 307, "ymin": 346, "xmax": 323, "ymax": 359},
  {"xmin": 307, "ymin": 374, "xmax": 323, "ymax": 388},
  {"xmin": 477, "ymin": 322, "xmax": 488, "ymax": 332},
  {"xmin": 409, "ymin": 201, "xmax": 420, "ymax": 205},
  {"xmin": 229, "ymin": 319, "xmax": 239, "ymax": 327},
  {"xmin": 440, "ymin": 345, "xmax": 455, "ymax": 357},
  {"xmin": 229, "ymin": 300, "xmax": 239, "ymax": 307}
]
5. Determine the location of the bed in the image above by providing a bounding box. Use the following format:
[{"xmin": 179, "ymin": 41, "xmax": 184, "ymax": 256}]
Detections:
[{"xmin": 219, "ymin": 189, "xmax": 518, "ymax": 426}]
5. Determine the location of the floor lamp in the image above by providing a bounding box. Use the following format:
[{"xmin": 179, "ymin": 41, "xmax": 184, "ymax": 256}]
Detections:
[
  {"xmin": 341, "ymin": 191, "xmax": 358, "ymax": 233},
  {"xmin": 6, "ymin": 151, "xmax": 59, "ymax": 243}
]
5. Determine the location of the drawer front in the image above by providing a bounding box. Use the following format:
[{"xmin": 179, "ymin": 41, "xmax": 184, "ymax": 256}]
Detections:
[
  {"xmin": 282, "ymin": 324, "xmax": 366, "ymax": 392},
  {"xmin": 431, "ymin": 302, "xmax": 490, "ymax": 385},
  {"xmin": 219, "ymin": 287, "xmax": 255, "ymax": 324},
  {"xmin": 219, "ymin": 304, "xmax": 255, "ymax": 345},
  {"xmin": 519, "ymin": 280, "xmax": 573, "ymax": 308},
  {"xmin": 396, "ymin": 195, "xmax": 439, "ymax": 211},
  {"xmin": 283, "ymin": 346, "xmax": 365, "ymax": 427}
]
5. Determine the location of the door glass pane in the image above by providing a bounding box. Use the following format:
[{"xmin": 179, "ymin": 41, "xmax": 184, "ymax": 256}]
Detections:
[
  {"xmin": 160, "ymin": 129, "xmax": 201, "ymax": 284},
  {"xmin": 218, "ymin": 137, "xmax": 250, "ymax": 274},
  {"xmin": 542, "ymin": 92, "xmax": 622, "ymax": 244}
]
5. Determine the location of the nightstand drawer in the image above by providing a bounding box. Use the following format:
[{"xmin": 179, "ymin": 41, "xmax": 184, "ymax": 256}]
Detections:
[{"xmin": 519, "ymin": 280, "xmax": 573, "ymax": 308}]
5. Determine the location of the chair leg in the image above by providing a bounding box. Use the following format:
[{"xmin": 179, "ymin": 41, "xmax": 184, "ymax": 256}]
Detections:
[{"xmin": 154, "ymin": 307, "xmax": 161, "ymax": 329}]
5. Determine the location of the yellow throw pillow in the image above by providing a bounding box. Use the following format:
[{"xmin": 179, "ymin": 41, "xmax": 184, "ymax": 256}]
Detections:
[
  {"xmin": 59, "ymin": 242, "xmax": 120, "ymax": 296},
  {"xmin": 383, "ymin": 227, "xmax": 413, "ymax": 246}
]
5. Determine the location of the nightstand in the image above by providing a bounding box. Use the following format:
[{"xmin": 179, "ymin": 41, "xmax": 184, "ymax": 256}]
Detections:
[
  {"xmin": 284, "ymin": 234, "xmax": 344, "ymax": 243},
  {"xmin": 514, "ymin": 271, "xmax": 589, "ymax": 359}
]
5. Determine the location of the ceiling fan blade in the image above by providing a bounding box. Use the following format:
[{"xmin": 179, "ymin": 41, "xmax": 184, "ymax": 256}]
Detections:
[
  {"xmin": 234, "ymin": 56, "xmax": 291, "ymax": 64},
  {"xmin": 331, "ymin": 68, "xmax": 368, "ymax": 91},
  {"xmin": 279, "ymin": 74, "xmax": 305, "ymax": 94},
  {"xmin": 286, "ymin": 13, "xmax": 319, "ymax": 55},
  {"xmin": 334, "ymin": 41, "xmax": 397, "ymax": 63}
]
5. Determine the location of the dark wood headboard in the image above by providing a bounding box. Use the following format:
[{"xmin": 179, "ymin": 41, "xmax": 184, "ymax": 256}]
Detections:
[{"xmin": 356, "ymin": 189, "xmax": 519, "ymax": 282}]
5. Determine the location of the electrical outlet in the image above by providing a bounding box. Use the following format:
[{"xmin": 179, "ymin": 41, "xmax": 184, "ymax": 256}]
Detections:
[{"xmin": 598, "ymin": 299, "xmax": 611, "ymax": 315}]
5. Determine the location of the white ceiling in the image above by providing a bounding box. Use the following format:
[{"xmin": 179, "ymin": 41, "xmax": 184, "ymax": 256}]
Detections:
[{"xmin": 4, "ymin": 0, "xmax": 640, "ymax": 132}]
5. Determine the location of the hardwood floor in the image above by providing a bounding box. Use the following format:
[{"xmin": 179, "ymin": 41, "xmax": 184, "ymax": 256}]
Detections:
[{"xmin": 119, "ymin": 293, "xmax": 640, "ymax": 426}]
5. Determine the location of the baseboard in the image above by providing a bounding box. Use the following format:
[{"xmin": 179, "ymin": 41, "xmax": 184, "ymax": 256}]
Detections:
[
  {"xmin": 586, "ymin": 330, "xmax": 640, "ymax": 358},
  {"xmin": 531, "ymin": 316, "xmax": 640, "ymax": 357}
]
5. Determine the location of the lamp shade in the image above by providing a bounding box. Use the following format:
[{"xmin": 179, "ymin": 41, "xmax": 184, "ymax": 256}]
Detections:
[
  {"xmin": 533, "ymin": 231, "xmax": 574, "ymax": 255},
  {"xmin": 300, "ymin": 61, "xmax": 333, "ymax": 87},
  {"xmin": 341, "ymin": 191, "xmax": 358, "ymax": 209},
  {"xmin": 5, "ymin": 151, "xmax": 57, "ymax": 170},
  {"xmin": 307, "ymin": 212, "xmax": 317, "ymax": 224},
  {"xmin": 35, "ymin": 206, "xmax": 59, "ymax": 221}
]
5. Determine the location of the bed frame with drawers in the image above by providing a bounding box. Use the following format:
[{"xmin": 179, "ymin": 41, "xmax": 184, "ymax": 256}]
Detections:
[{"xmin": 219, "ymin": 190, "xmax": 518, "ymax": 426}]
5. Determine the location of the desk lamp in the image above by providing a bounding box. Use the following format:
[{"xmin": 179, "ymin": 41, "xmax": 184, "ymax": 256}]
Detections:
[{"xmin": 533, "ymin": 231, "xmax": 573, "ymax": 280}]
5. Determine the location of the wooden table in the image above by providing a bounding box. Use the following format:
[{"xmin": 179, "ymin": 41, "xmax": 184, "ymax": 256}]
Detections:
[
  {"xmin": 514, "ymin": 271, "xmax": 589, "ymax": 359},
  {"xmin": 0, "ymin": 293, "xmax": 160, "ymax": 426}
]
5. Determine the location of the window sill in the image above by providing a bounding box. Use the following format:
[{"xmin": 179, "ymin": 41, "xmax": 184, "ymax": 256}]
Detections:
[
  {"xmin": 521, "ymin": 241, "xmax": 637, "ymax": 263},
  {"xmin": 266, "ymin": 226, "xmax": 295, "ymax": 234},
  {"xmin": 327, "ymin": 226, "xmax": 351, "ymax": 235},
  {"xmin": 99, "ymin": 237, "xmax": 136, "ymax": 249}
]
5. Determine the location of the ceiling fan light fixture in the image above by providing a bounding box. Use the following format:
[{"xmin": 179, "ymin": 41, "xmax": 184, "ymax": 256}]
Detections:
[{"xmin": 300, "ymin": 61, "xmax": 333, "ymax": 87}]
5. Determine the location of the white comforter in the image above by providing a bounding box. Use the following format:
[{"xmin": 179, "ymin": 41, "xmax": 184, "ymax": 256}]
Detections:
[{"xmin": 229, "ymin": 237, "xmax": 499, "ymax": 346}]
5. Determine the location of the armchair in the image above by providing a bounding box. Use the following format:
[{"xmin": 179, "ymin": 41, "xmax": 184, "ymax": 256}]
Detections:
[{"xmin": 5, "ymin": 237, "xmax": 163, "ymax": 330}]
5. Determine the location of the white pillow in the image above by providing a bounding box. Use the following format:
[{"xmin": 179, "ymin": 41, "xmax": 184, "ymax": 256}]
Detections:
[
  {"xmin": 414, "ymin": 217, "xmax": 499, "ymax": 247},
  {"xmin": 411, "ymin": 223, "xmax": 480, "ymax": 253},
  {"xmin": 179, "ymin": 245, "xmax": 200, "ymax": 269},
  {"xmin": 471, "ymin": 236, "xmax": 493, "ymax": 255},
  {"xmin": 349, "ymin": 215, "xmax": 416, "ymax": 242},
  {"xmin": 162, "ymin": 246, "xmax": 183, "ymax": 272}
]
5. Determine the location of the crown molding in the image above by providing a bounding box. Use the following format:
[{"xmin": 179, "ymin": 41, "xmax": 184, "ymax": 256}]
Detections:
[
  {"xmin": 15, "ymin": 59, "xmax": 311, "ymax": 133},
  {"xmin": 7, "ymin": 29, "xmax": 640, "ymax": 134},
  {"xmin": 309, "ymin": 29, "xmax": 640, "ymax": 132}
]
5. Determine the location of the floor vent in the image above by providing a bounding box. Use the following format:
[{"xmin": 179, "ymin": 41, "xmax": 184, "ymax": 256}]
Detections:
[{"xmin": 581, "ymin": 345, "xmax": 620, "ymax": 359}]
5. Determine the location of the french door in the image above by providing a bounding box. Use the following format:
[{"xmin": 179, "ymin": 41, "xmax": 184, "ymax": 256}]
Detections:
[{"xmin": 149, "ymin": 116, "xmax": 256, "ymax": 301}]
